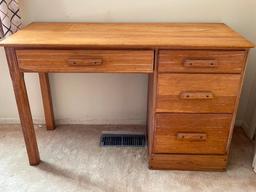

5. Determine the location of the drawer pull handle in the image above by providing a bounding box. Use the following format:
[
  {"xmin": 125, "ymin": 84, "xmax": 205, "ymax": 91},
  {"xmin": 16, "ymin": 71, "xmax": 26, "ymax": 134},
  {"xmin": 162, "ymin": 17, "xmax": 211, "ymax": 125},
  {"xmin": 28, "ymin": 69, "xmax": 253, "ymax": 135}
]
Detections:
[
  {"xmin": 184, "ymin": 59, "xmax": 217, "ymax": 68},
  {"xmin": 177, "ymin": 133, "xmax": 207, "ymax": 141},
  {"xmin": 180, "ymin": 91, "xmax": 214, "ymax": 100},
  {"xmin": 68, "ymin": 58, "xmax": 103, "ymax": 66}
]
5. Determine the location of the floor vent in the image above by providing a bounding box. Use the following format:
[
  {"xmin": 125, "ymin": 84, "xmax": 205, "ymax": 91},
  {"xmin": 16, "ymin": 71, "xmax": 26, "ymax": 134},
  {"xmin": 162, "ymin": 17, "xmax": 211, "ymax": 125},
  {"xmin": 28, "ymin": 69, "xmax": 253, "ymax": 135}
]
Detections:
[{"xmin": 100, "ymin": 132, "xmax": 146, "ymax": 147}]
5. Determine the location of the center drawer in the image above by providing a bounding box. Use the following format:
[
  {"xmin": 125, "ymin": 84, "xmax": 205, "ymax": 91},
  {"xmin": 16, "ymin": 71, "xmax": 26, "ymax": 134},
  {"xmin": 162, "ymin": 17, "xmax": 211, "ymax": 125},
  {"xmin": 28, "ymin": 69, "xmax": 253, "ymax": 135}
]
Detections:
[
  {"xmin": 16, "ymin": 49, "xmax": 154, "ymax": 73},
  {"xmin": 156, "ymin": 73, "xmax": 241, "ymax": 113},
  {"xmin": 153, "ymin": 113, "xmax": 232, "ymax": 154}
]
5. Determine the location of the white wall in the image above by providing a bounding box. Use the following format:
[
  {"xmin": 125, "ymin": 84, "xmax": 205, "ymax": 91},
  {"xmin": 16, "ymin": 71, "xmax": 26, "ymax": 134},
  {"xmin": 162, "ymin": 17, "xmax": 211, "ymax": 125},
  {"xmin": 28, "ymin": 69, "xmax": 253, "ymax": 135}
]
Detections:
[{"xmin": 0, "ymin": 0, "xmax": 255, "ymax": 129}]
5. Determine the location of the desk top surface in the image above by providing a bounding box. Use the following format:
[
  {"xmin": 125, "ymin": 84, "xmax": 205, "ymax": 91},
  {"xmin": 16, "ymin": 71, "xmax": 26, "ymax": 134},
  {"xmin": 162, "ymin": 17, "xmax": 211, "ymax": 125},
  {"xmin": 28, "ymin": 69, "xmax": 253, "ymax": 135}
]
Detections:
[{"xmin": 0, "ymin": 22, "xmax": 254, "ymax": 49}]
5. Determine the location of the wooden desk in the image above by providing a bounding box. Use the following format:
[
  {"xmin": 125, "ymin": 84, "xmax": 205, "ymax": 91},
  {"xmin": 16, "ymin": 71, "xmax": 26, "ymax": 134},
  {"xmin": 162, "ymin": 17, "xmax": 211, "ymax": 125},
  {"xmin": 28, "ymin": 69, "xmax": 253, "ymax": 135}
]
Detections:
[{"xmin": 0, "ymin": 23, "xmax": 254, "ymax": 171}]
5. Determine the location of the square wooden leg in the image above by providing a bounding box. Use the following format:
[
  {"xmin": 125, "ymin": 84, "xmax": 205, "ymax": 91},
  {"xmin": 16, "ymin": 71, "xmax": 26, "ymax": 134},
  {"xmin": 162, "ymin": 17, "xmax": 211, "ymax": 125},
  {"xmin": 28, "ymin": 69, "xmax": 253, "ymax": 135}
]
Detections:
[
  {"xmin": 5, "ymin": 48, "xmax": 40, "ymax": 165},
  {"xmin": 39, "ymin": 73, "xmax": 55, "ymax": 130}
]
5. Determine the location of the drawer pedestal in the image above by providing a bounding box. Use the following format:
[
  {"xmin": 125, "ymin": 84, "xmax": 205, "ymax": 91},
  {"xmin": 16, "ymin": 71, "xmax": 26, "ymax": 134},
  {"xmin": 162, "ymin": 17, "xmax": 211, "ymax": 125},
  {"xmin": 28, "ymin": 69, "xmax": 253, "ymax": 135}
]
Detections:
[{"xmin": 148, "ymin": 49, "xmax": 249, "ymax": 171}]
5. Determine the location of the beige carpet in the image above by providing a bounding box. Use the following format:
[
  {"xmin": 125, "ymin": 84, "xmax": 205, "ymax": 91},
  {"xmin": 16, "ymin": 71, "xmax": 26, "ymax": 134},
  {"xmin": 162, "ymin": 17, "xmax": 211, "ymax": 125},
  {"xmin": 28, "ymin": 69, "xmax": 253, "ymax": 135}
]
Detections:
[{"xmin": 0, "ymin": 124, "xmax": 255, "ymax": 192}]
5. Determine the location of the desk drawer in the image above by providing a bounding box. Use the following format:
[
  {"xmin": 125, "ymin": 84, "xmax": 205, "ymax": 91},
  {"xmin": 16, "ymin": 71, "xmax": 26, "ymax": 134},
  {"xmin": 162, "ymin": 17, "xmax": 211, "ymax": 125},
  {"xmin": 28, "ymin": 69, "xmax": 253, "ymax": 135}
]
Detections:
[
  {"xmin": 156, "ymin": 74, "xmax": 241, "ymax": 113},
  {"xmin": 16, "ymin": 50, "xmax": 154, "ymax": 73},
  {"xmin": 153, "ymin": 114, "xmax": 232, "ymax": 154},
  {"xmin": 158, "ymin": 50, "xmax": 246, "ymax": 73}
]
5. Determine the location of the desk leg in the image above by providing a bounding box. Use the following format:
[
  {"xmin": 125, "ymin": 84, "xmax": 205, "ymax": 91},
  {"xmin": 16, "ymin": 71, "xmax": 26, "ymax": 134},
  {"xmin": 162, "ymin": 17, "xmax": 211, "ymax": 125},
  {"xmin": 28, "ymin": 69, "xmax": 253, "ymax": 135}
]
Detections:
[
  {"xmin": 39, "ymin": 73, "xmax": 55, "ymax": 130},
  {"xmin": 5, "ymin": 48, "xmax": 40, "ymax": 165}
]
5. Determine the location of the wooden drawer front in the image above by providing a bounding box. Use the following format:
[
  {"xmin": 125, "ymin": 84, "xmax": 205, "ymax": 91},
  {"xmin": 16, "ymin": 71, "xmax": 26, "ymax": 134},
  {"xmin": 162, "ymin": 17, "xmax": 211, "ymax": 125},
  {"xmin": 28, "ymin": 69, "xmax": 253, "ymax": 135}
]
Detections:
[
  {"xmin": 153, "ymin": 114, "xmax": 232, "ymax": 154},
  {"xmin": 149, "ymin": 154, "xmax": 227, "ymax": 171},
  {"xmin": 156, "ymin": 74, "xmax": 241, "ymax": 113},
  {"xmin": 158, "ymin": 50, "xmax": 246, "ymax": 73},
  {"xmin": 16, "ymin": 50, "xmax": 154, "ymax": 73}
]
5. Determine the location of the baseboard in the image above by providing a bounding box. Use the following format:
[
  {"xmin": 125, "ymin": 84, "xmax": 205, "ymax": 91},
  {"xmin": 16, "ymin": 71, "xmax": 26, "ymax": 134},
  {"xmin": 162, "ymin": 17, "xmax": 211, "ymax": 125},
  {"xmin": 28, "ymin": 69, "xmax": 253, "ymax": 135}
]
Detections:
[
  {"xmin": 0, "ymin": 118, "xmax": 44, "ymax": 124},
  {"xmin": 0, "ymin": 118, "xmax": 250, "ymax": 128},
  {"xmin": 0, "ymin": 117, "xmax": 146, "ymax": 125},
  {"xmin": 235, "ymin": 120, "xmax": 254, "ymax": 140},
  {"xmin": 235, "ymin": 120, "xmax": 248, "ymax": 129}
]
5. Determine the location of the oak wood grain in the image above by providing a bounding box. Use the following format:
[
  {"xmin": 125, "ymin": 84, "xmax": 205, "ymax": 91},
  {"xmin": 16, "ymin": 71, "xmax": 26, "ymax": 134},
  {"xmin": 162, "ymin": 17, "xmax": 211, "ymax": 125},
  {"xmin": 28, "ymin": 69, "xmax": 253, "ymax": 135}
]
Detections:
[
  {"xmin": 147, "ymin": 50, "xmax": 158, "ymax": 156},
  {"xmin": 153, "ymin": 114, "xmax": 232, "ymax": 154},
  {"xmin": 16, "ymin": 49, "xmax": 154, "ymax": 73},
  {"xmin": 0, "ymin": 22, "xmax": 254, "ymax": 49},
  {"xmin": 5, "ymin": 47, "xmax": 40, "ymax": 165},
  {"xmin": 226, "ymin": 50, "xmax": 250, "ymax": 154},
  {"xmin": 149, "ymin": 154, "xmax": 227, "ymax": 171},
  {"xmin": 39, "ymin": 73, "xmax": 55, "ymax": 130},
  {"xmin": 159, "ymin": 50, "xmax": 246, "ymax": 73},
  {"xmin": 156, "ymin": 74, "xmax": 241, "ymax": 113}
]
